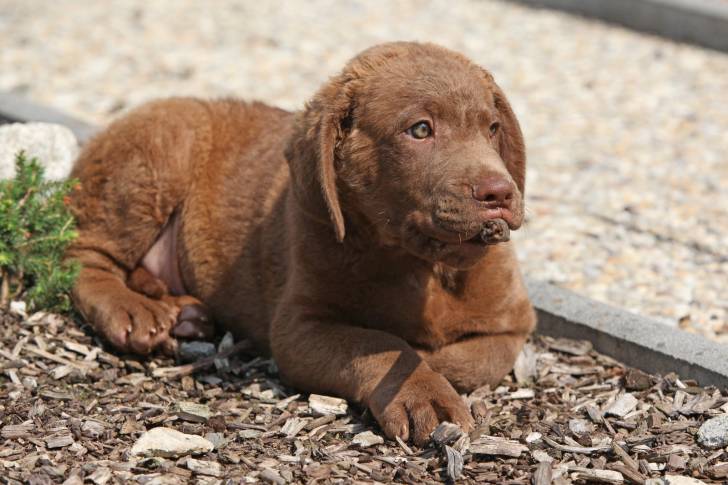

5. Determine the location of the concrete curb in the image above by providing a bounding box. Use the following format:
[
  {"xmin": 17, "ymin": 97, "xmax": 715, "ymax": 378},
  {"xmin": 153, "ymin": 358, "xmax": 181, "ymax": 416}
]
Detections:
[
  {"xmin": 508, "ymin": 0, "xmax": 728, "ymax": 53},
  {"xmin": 2, "ymin": 92, "xmax": 727, "ymax": 389},
  {"xmin": 528, "ymin": 279, "xmax": 728, "ymax": 389},
  {"xmin": 0, "ymin": 92, "xmax": 96, "ymax": 143}
]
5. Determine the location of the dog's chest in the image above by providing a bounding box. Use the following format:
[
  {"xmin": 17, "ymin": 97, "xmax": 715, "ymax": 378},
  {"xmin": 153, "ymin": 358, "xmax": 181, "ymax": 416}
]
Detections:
[
  {"xmin": 373, "ymin": 266, "xmax": 513, "ymax": 349},
  {"xmin": 425, "ymin": 276, "xmax": 503, "ymax": 343}
]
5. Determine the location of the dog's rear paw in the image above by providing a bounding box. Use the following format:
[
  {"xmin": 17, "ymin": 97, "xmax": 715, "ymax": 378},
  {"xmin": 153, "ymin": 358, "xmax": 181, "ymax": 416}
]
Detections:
[
  {"xmin": 91, "ymin": 289, "xmax": 217, "ymax": 356},
  {"xmin": 368, "ymin": 369, "xmax": 474, "ymax": 447},
  {"xmin": 168, "ymin": 300, "xmax": 214, "ymax": 340},
  {"xmin": 93, "ymin": 291, "xmax": 178, "ymax": 355}
]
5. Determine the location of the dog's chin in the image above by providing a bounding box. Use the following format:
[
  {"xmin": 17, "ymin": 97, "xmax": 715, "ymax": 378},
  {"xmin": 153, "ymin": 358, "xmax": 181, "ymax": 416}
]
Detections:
[
  {"xmin": 399, "ymin": 213, "xmax": 519, "ymax": 270},
  {"xmin": 404, "ymin": 234, "xmax": 493, "ymax": 269}
]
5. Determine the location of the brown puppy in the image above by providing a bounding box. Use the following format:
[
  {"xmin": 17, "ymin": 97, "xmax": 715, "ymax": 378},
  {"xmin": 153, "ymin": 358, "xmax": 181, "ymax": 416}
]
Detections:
[{"xmin": 67, "ymin": 42, "xmax": 536, "ymax": 445}]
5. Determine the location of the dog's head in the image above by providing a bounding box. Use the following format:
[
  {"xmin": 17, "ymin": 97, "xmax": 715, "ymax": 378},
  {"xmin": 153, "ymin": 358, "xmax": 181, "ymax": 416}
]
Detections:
[{"xmin": 285, "ymin": 42, "xmax": 526, "ymax": 269}]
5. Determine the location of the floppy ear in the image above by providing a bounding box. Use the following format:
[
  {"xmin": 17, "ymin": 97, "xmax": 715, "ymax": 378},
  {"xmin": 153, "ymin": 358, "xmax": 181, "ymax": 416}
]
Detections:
[
  {"xmin": 285, "ymin": 78, "xmax": 353, "ymax": 242},
  {"xmin": 491, "ymin": 82, "xmax": 526, "ymax": 196}
]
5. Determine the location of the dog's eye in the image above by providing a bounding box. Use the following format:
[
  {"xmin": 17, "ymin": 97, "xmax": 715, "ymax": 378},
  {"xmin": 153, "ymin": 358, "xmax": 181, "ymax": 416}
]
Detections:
[
  {"xmin": 406, "ymin": 121, "xmax": 432, "ymax": 139},
  {"xmin": 489, "ymin": 122, "xmax": 500, "ymax": 136}
]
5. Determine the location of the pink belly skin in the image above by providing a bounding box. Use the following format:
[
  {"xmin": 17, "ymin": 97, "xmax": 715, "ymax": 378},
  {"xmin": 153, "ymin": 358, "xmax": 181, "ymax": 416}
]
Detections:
[{"xmin": 141, "ymin": 213, "xmax": 186, "ymax": 296}]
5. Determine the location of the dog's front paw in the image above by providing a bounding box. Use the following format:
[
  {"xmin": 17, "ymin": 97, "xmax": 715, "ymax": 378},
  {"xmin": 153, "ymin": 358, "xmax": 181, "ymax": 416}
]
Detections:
[{"xmin": 367, "ymin": 369, "xmax": 474, "ymax": 446}]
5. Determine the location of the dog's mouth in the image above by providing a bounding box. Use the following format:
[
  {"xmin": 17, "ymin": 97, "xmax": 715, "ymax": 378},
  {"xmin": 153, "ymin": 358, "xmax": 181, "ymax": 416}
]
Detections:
[
  {"xmin": 434, "ymin": 218, "xmax": 510, "ymax": 248},
  {"xmin": 475, "ymin": 219, "xmax": 510, "ymax": 244},
  {"xmin": 425, "ymin": 207, "xmax": 518, "ymax": 246},
  {"xmin": 397, "ymin": 201, "xmax": 524, "ymax": 266},
  {"xmin": 400, "ymin": 209, "xmax": 517, "ymax": 261}
]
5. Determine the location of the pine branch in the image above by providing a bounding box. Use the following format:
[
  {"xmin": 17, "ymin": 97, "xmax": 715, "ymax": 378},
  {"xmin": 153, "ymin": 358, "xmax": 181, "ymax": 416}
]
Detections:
[{"xmin": 0, "ymin": 152, "xmax": 80, "ymax": 313}]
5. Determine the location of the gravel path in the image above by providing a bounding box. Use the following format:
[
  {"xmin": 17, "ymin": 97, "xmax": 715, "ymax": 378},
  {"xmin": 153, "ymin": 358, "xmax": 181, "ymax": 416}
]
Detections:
[{"xmin": 0, "ymin": 0, "xmax": 726, "ymax": 340}]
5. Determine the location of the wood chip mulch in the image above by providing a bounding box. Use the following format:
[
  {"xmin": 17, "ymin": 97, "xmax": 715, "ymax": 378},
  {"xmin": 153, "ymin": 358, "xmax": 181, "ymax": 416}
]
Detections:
[{"xmin": 1, "ymin": 308, "xmax": 727, "ymax": 484}]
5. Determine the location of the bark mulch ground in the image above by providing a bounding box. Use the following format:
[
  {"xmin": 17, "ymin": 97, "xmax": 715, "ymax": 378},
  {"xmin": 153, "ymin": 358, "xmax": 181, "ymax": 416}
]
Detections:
[{"xmin": 1, "ymin": 308, "xmax": 727, "ymax": 484}]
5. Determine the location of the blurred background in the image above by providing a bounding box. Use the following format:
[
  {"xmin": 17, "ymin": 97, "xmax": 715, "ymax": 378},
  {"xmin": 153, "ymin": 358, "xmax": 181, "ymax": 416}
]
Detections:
[{"xmin": 1, "ymin": 0, "xmax": 726, "ymax": 341}]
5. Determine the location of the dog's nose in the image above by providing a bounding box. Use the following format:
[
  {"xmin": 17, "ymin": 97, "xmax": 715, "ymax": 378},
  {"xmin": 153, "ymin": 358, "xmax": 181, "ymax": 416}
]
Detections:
[{"xmin": 472, "ymin": 177, "xmax": 514, "ymax": 206}]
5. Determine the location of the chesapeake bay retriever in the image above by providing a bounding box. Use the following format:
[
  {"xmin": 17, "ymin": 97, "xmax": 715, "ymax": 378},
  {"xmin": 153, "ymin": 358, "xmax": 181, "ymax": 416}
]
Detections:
[{"xmin": 67, "ymin": 42, "xmax": 536, "ymax": 444}]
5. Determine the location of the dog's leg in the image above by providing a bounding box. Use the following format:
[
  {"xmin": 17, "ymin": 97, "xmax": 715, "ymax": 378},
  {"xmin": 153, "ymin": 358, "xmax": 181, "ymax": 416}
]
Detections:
[
  {"xmin": 70, "ymin": 257, "xmax": 179, "ymax": 354},
  {"xmin": 65, "ymin": 100, "xmax": 208, "ymax": 354},
  {"xmin": 419, "ymin": 297, "xmax": 536, "ymax": 392},
  {"xmin": 71, "ymin": 248, "xmax": 213, "ymax": 355},
  {"xmin": 67, "ymin": 176, "xmax": 181, "ymax": 355},
  {"xmin": 128, "ymin": 266, "xmax": 215, "ymax": 341},
  {"xmin": 270, "ymin": 315, "xmax": 474, "ymax": 445},
  {"xmin": 417, "ymin": 333, "xmax": 529, "ymax": 393}
]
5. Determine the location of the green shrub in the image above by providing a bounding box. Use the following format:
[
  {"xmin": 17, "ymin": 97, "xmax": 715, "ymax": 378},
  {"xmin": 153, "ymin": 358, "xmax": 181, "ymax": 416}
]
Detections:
[{"xmin": 0, "ymin": 152, "xmax": 80, "ymax": 313}]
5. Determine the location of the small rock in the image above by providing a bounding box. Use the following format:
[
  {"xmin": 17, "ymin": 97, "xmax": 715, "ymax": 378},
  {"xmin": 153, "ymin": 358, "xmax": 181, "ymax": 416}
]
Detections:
[
  {"xmin": 308, "ymin": 394, "xmax": 348, "ymax": 416},
  {"xmin": 525, "ymin": 432, "xmax": 542, "ymax": 444},
  {"xmin": 0, "ymin": 123, "xmax": 79, "ymax": 180},
  {"xmin": 604, "ymin": 393, "xmax": 639, "ymax": 417},
  {"xmin": 204, "ymin": 432, "xmax": 227, "ymax": 450},
  {"xmin": 9, "ymin": 300, "xmax": 27, "ymax": 317},
  {"xmin": 178, "ymin": 341, "xmax": 216, "ymax": 363},
  {"xmin": 185, "ymin": 458, "xmax": 222, "ymax": 477},
  {"xmin": 352, "ymin": 431, "xmax": 384, "ymax": 448},
  {"xmin": 22, "ymin": 376, "xmax": 37, "ymax": 389},
  {"xmin": 697, "ymin": 415, "xmax": 728, "ymax": 449},
  {"xmin": 130, "ymin": 427, "xmax": 214, "ymax": 458},
  {"xmin": 568, "ymin": 418, "xmax": 593, "ymax": 436},
  {"xmin": 175, "ymin": 402, "xmax": 211, "ymax": 423},
  {"xmin": 431, "ymin": 421, "xmax": 463, "ymax": 446}
]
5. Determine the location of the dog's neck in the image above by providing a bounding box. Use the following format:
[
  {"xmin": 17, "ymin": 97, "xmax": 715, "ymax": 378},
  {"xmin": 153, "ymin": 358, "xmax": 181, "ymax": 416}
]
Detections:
[
  {"xmin": 295, "ymin": 197, "xmax": 501, "ymax": 298},
  {"xmin": 432, "ymin": 263, "xmax": 468, "ymax": 295},
  {"xmin": 337, "ymin": 224, "xmax": 478, "ymax": 297}
]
